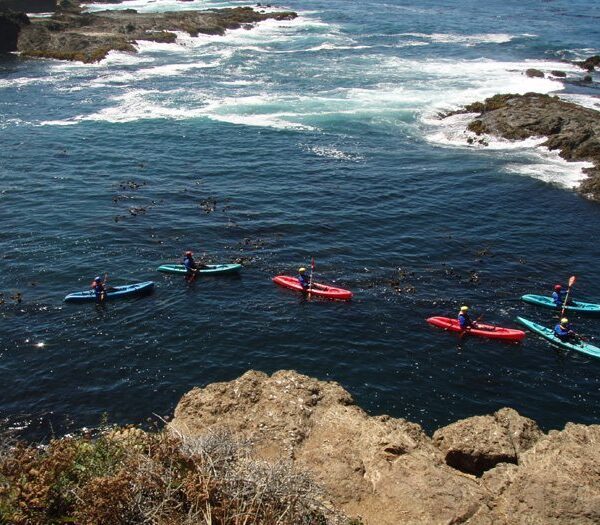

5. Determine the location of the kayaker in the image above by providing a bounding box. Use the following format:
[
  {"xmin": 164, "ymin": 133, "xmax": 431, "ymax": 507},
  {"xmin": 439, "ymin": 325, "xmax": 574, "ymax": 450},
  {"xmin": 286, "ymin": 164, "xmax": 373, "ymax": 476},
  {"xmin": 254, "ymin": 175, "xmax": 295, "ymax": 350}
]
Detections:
[
  {"xmin": 91, "ymin": 276, "xmax": 106, "ymax": 303},
  {"xmin": 183, "ymin": 251, "xmax": 198, "ymax": 282},
  {"xmin": 298, "ymin": 267, "xmax": 310, "ymax": 291},
  {"xmin": 554, "ymin": 318, "xmax": 578, "ymax": 342},
  {"xmin": 458, "ymin": 306, "xmax": 477, "ymax": 330},
  {"xmin": 552, "ymin": 284, "xmax": 568, "ymax": 307}
]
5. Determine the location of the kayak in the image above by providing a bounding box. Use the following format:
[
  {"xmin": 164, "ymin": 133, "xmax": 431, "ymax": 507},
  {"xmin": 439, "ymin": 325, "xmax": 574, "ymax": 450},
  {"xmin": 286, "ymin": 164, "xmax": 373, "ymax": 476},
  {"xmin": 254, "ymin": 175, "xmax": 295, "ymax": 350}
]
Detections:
[
  {"xmin": 521, "ymin": 294, "xmax": 600, "ymax": 316},
  {"xmin": 64, "ymin": 281, "xmax": 155, "ymax": 303},
  {"xmin": 426, "ymin": 316, "xmax": 526, "ymax": 342},
  {"xmin": 157, "ymin": 263, "xmax": 242, "ymax": 276},
  {"xmin": 516, "ymin": 316, "xmax": 600, "ymax": 359},
  {"xmin": 272, "ymin": 275, "xmax": 353, "ymax": 301}
]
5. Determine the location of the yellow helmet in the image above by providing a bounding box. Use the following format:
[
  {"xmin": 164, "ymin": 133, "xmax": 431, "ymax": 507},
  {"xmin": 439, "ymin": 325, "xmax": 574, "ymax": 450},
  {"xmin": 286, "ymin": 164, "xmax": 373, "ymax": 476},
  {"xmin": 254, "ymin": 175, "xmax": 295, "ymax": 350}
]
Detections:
[
  {"xmin": 561, "ymin": 318, "xmax": 569, "ymax": 325},
  {"xmin": 460, "ymin": 306, "xmax": 469, "ymax": 312},
  {"xmin": 299, "ymin": 267, "xmax": 306, "ymax": 273}
]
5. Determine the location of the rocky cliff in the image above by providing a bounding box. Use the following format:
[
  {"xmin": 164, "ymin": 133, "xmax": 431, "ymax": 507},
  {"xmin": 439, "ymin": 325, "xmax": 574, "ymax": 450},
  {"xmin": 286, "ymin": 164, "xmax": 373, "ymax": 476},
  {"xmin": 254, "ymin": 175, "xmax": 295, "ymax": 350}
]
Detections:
[
  {"xmin": 171, "ymin": 369, "xmax": 600, "ymax": 525},
  {"xmin": 445, "ymin": 93, "xmax": 600, "ymax": 201}
]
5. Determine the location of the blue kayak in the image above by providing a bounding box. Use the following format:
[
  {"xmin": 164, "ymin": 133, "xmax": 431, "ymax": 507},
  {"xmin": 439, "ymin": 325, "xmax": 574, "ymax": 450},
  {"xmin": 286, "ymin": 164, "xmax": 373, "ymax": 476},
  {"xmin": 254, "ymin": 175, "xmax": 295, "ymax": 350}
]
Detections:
[
  {"xmin": 516, "ymin": 316, "xmax": 600, "ymax": 359},
  {"xmin": 64, "ymin": 281, "xmax": 155, "ymax": 303},
  {"xmin": 157, "ymin": 263, "xmax": 242, "ymax": 276},
  {"xmin": 521, "ymin": 294, "xmax": 600, "ymax": 316}
]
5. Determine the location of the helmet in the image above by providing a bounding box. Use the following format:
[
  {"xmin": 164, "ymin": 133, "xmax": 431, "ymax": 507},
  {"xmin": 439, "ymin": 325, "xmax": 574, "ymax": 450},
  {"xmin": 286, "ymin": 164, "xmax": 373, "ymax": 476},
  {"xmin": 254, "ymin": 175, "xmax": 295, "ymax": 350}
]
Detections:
[
  {"xmin": 185, "ymin": 251, "xmax": 193, "ymax": 256},
  {"xmin": 94, "ymin": 276, "xmax": 102, "ymax": 282},
  {"xmin": 299, "ymin": 267, "xmax": 306, "ymax": 273},
  {"xmin": 560, "ymin": 318, "xmax": 569, "ymax": 325},
  {"xmin": 460, "ymin": 306, "xmax": 469, "ymax": 312},
  {"xmin": 554, "ymin": 284, "xmax": 562, "ymax": 291}
]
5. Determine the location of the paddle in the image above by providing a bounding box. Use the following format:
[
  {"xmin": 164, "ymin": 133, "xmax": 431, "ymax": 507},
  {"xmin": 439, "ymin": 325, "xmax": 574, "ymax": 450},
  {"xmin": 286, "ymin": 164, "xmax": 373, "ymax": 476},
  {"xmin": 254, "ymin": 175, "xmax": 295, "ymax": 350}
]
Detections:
[
  {"xmin": 308, "ymin": 256, "xmax": 315, "ymax": 299},
  {"xmin": 100, "ymin": 272, "xmax": 108, "ymax": 303},
  {"xmin": 560, "ymin": 275, "xmax": 576, "ymax": 318}
]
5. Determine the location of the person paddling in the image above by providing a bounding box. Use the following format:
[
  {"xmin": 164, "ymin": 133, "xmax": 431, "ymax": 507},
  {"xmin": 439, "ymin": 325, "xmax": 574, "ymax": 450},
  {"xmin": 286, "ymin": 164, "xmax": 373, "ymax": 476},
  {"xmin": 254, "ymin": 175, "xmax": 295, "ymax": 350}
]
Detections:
[
  {"xmin": 554, "ymin": 317, "xmax": 578, "ymax": 343},
  {"xmin": 552, "ymin": 284, "xmax": 569, "ymax": 307},
  {"xmin": 91, "ymin": 276, "xmax": 106, "ymax": 303},
  {"xmin": 298, "ymin": 267, "xmax": 310, "ymax": 292},
  {"xmin": 458, "ymin": 306, "xmax": 478, "ymax": 330},
  {"xmin": 183, "ymin": 251, "xmax": 208, "ymax": 282}
]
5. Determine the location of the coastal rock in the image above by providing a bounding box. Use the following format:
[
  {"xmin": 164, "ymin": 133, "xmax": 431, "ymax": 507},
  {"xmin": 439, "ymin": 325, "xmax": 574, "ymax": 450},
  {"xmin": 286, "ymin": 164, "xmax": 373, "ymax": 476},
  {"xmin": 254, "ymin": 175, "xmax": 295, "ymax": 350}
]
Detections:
[
  {"xmin": 452, "ymin": 93, "xmax": 600, "ymax": 201},
  {"xmin": 15, "ymin": 4, "xmax": 297, "ymax": 62},
  {"xmin": 171, "ymin": 370, "xmax": 600, "ymax": 524},
  {"xmin": 432, "ymin": 407, "xmax": 543, "ymax": 476},
  {"xmin": 171, "ymin": 370, "xmax": 487, "ymax": 524},
  {"xmin": 0, "ymin": 11, "xmax": 29, "ymax": 53},
  {"xmin": 525, "ymin": 68, "xmax": 544, "ymax": 78},
  {"xmin": 471, "ymin": 423, "xmax": 600, "ymax": 524},
  {"xmin": 575, "ymin": 54, "xmax": 600, "ymax": 72}
]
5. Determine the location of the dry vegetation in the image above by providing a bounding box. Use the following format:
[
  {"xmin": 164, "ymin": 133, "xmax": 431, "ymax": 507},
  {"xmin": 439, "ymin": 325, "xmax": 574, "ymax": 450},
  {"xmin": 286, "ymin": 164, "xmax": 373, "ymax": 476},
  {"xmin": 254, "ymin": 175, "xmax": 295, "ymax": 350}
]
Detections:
[{"xmin": 0, "ymin": 426, "xmax": 353, "ymax": 525}]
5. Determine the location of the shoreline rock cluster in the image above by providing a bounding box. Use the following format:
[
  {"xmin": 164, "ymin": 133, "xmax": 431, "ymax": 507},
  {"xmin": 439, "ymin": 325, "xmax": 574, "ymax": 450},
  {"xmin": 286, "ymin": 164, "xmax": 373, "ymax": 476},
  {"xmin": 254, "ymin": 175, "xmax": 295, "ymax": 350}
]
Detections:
[
  {"xmin": 170, "ymin": 369, "xmax": 600, "ymax": 524},
  {"xmin": 0, "ymin": 0, "xmax": 297, "ymax": 62},
  {"xmin": 444, "ymin": 93, "xmax": 600, "ymax": 201}
]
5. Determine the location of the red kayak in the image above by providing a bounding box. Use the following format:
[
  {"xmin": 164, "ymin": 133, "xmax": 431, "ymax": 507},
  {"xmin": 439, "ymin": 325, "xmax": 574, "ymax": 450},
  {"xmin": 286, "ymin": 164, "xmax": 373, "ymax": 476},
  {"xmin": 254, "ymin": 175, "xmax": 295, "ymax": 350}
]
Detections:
[
  {"xmin": 272, "ymin": 275, "xmax": 353, "ymax": 301},
  {"xmin": 426, "ymin": 316, "xmax": 526, "ymax": 342}
]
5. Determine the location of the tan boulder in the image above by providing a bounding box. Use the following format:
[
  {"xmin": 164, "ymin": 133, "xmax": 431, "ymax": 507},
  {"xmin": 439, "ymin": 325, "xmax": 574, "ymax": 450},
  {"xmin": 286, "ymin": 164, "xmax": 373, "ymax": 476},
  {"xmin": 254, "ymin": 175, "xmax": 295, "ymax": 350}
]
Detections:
[{"xmin": 432, "ymin": 407, "xmax": 543, "ymax": 475}]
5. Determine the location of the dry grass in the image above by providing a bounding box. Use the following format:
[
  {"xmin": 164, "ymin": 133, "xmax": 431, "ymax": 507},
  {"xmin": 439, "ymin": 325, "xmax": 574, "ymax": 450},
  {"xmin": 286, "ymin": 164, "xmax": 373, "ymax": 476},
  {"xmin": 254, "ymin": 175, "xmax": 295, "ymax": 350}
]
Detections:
[{"xmin": 0, "ymin": 426, "xmax": 352, "ymax": 525}]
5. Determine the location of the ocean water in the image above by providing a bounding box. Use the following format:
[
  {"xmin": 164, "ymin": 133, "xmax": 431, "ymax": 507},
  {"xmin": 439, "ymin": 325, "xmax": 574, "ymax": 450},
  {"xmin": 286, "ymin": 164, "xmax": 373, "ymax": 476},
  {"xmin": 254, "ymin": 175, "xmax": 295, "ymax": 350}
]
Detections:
[{"xmin": 1, "ymin": 0, "xmax": 600, "ymax": 438}]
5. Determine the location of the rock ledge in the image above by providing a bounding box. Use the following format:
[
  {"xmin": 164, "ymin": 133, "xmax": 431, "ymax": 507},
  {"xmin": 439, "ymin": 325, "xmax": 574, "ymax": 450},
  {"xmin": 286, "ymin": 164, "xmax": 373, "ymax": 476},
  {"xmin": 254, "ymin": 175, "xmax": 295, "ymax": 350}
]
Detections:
[{"xmin": 170, "ymin": 369, "xmax": 600, "ymax": 525}]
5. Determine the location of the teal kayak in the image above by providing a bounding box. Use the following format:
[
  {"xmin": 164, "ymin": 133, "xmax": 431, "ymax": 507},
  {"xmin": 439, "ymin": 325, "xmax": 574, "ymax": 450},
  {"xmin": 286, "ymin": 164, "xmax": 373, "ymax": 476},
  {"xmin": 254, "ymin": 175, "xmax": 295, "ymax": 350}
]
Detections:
[
  {"xmin": 64, "ymin": 281, "xmax": 155, "ymax": 303},
  {"xmin": 516, "ymin": 316, "xmax": 600, "ymax": 359},
  {"xmin": 521, "ymin": 294, "xmax": 600, "ymax": 316},
  {"xmin": 157, "ymin": 263, "xmax": 242, "ymax": 276}
]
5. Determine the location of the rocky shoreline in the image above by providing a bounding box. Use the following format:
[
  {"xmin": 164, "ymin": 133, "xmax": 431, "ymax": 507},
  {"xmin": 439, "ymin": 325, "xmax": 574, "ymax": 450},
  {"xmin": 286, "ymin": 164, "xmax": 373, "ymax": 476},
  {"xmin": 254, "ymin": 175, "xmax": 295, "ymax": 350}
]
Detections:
[
  {"xmin": 0, "ymin": 0, "xmax": 297, "ymax": 62},
  {"xmin": 442, "ymin": 92, "xmax": 600, "ymax": 201},
  {"xmin": 0, "ymin": 369, "xmax": 598, "ymax": 524},
  {"xmin": 169, "ymin": 370, "xmax": 600, "ymax": 525}
]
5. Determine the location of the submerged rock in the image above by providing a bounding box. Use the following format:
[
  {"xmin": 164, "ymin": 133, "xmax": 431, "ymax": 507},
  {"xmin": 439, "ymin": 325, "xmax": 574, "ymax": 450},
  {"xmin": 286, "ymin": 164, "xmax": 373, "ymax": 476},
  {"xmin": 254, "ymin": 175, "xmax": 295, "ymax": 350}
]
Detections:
[{"xmin": 171, "ymin": 369, "xmax": 600, "ymax": 525}]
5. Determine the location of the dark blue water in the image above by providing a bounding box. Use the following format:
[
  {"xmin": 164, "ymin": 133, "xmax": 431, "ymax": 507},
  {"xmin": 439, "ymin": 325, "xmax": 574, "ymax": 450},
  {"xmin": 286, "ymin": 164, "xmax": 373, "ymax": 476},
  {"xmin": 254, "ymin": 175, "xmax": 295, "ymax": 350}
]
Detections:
[{"xmin": 1, "ymin": 0, "xmax": 600, "ymax": 438}]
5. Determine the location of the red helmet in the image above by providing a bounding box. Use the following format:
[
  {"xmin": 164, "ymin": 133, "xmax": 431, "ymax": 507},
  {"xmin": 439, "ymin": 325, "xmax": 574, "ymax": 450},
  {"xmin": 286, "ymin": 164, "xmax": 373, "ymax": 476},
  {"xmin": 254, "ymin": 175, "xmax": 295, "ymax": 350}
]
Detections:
[
  {"xmin": 185, "ymin": 251, "xmax": 193, "ymax": 256},
  {"xmin": 554, "ymin": 284, "xmax": 562, "ymax": 291}
]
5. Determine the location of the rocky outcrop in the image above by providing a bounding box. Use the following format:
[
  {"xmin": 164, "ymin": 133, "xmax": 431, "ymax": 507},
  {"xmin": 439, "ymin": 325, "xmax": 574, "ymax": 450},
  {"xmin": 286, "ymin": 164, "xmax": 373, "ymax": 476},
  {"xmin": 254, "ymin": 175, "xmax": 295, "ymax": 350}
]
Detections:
[
  {"xmin": 447, "ymin": 93, "xmax": 600, "ymax": 201},
  {"xmin": 575, "ymin": 55, "xmax": 600, "ymax": 72},
  {"xmin": 432, "ymin": 407, "xmax": 543, "ymax": 476},
  {"xmin": 525, "ymin": 68, "xmax": 544, "ymax": 78},
  {"xmin": 12, "ymin": 4, "xmax": 296, "ymax": 62},
  {"xmin": 170, "ymin": 370, "xmax": 600, "ymax": 525},
  {"xmin": 0, "ymin": 11, "xmax": 28, "ymax": 52}
]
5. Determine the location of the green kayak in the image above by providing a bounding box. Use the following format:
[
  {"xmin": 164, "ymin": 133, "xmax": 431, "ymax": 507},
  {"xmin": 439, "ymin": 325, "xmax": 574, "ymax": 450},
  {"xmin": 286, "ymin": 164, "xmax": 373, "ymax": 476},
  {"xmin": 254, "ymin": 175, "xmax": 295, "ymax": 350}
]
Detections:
[
  {"xmin": 516, "ymin": 316, "xmax": 600, "ymax": 359},
  {"xmin": 157, "ymin": 263, "xmax": 242, "ymax": 276},
  {"xmin": 521, "ymin": 294, "xmax": 600, "ymax": 316}
]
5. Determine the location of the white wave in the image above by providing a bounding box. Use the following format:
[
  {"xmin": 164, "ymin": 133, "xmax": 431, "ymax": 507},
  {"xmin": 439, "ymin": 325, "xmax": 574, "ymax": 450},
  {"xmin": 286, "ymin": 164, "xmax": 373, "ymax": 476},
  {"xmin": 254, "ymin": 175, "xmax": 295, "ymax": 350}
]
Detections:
[
  {"xmin": 306, "ymin": 145, "xmax": 365, "ymax": 161},
  {"xmin": 505, "ymin": 150, "xmax": 594, "ymax": 189},
  {"xmin": 0, "ymin": 76, "xmax": 56, "ymax": 89},
  {"xmin": 399, "ymin": 32, "xmax": 522, "ymax": 46},
  {"xmin": 422, "ymin": 105, "xmax": 594, "ymax": 191},
  {"xmin": 558, "ymin": 94, "xmax": 600, "ymax": 111}
]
